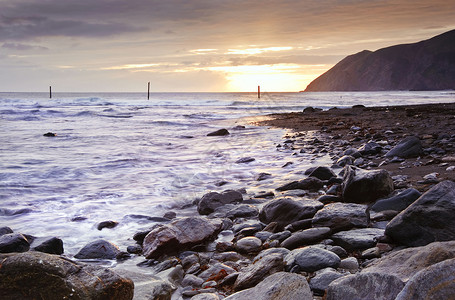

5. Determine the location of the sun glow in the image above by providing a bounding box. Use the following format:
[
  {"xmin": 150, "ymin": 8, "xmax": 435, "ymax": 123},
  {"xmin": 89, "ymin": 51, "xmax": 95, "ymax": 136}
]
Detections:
[{"xmin": 206, "ymin": 64, "xmax": 328, "ymax": 92}]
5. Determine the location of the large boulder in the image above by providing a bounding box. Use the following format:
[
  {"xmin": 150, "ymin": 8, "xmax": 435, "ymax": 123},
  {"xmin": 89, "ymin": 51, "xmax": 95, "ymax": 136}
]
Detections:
[
  {"xmin": 284, "ymin": 246, "xmax": 340, "ymax": 273},
  {"xmin": 395, "ymin": 258, "xmax": 455, "ymax": 300},
  {"xmin": 0, "ymin": 251, "xmax": 134, "ymax": 300},
  {"xmin": 385, "ymin": 180, "xmax": 455, "ymax": 247},
  {"xmin": 327, "ymin": 272, "xmax": 405, "ymax": 300},
  {"xmin": 361, "ymin": 241, "xmax": 455, "ymax": 282},
  {"xmin": 342, "ymin": 166, "xmax": 394, "ymax": 204},
  {"xmin": 312, "ymin": 202, "xmax": 368, "ymax": 232},
  {"xmin": 143, "ymin": 217, "xmax": 223, "ymax": 259},
  {"xmin": 385, "ymin": 136, "xmax": 423, "ymax": 158},
  {"xmin": 331, "ymin": 228, "xmax": 384, "ymax": 251},
  {"xmin": 370, "ymin": 188, "xmax": 421, "ymax": 213},
  {"xmin": 198, "ymin": 190, "xmax": 243, "ymax": 215},
  {"xmin": 225, "ymin": 272, "xmax": 312, "ymax": 300},
  {"xmin": 259, "ymin": 198, "xmax": 323, "ymax": 230}
]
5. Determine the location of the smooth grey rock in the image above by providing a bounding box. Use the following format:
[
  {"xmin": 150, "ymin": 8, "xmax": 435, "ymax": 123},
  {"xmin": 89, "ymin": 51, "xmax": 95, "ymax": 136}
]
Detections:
[
  {"xmin": 147, "ymin": 279, "xmax": 174, "ymax": 300},
  {"xmin": 267, "ymin": 230, "xmax": 291, "ymax": 243},
  {"xmin": 327, "ymin": 272, "xmax": 405, "ymax": 300},
  {"xmin": 308, "ymin": 166, "xmax": 336, "ymax": 180},
  {"xmin": 331, "ymin": 228, "xmax": 384, "ymax": 251},
  {"xmin": 97, "ymin": 220, "xmax": 119, "ymax": 230},
  {"xmin": 234, "ymin": 253, "xmax": 285, "ymax": 290},
  {"xmin": 198, "ymin": 263, "xmax": 236, "ymax": 281},
  {"xmin": 361, "ymin": 241, "xmax": 455, "ymax": 282},
  {"xmin": 285, "ymin": 246, "xmax": 341, "ymax": 273},
  {"xmin": 225, "ymin": 204, "xmax": 258, "ymax": 219},
  {"xmin": 0, "ymin": 251, "xmax": 133, "ymax": 300},
  {"xmin": 385, "ymin": 180, "xmax": 455, "ymax": 247},
  {"xmin": 395, "ymin": 258, "xmax": 455, "ymax": 300},
  {"xmin": 312, "ymin": 202, "xmax": 368, "ymax": 232},
  {"xmin": 143, "ymin": 217, "xmax": 222, "ymax": 259},
  {"xmin": 235, "ymin": 237, "xmax": 262, "ymax": 254},
  {"xmin": 385, "ymin": 136, "xmax": 423, "ymax": 158},
  {"xmin": 276, "ymin": 177, "xmax": 324, "ymax": 192},
  {"xmin": 281, "ymin": 227, "xmax": 331, "ymax": 249},
  {"xmin": 358, "ymin": 141, "xmax": 382, "ymax": 155},
  {"xmin": 342, "ymin": 166, "xmax": 394, "ymax": 204},
  {"xmin": 0, "ymin": 226, "xmax": 13, "ymax": 236},
  {"xmin": 310, "ymin": 268, "xmax": 346, "ymax": 295},
  {"xmin": 336, "ymin": 155, "xmax": 354, "ymax": 167},
  {"xmin": 191, "ymin": 294, "xmax": 220, "ymax": 300},
  {"xmin": 198, "ymin": 190, "xmax": 243, "ymax": 215},
  {"xmin": 0, "ymin": 233, "xmax": 30, "ymax": 253},
  {"xmin": 235, "ymin": 157, "xmax": 255, "ymax": 164},
  {"xmin": 253, "ymin": 247, "xmax": 291, "ymax": 262},
  {"xmin": 371, "ymin": 188, "xmax": 421, "ymax": 213},
  {"xmin": 182, "ymin": 274, "xmax": 204, "ymax": 288},
  {"xmin": 225, "ymin": 272, "xmax": 312, "ymax": 300},
  {"xmin": 259, "ymin": 198, "xmax": 323, "ymax": 230},
  {"xmin": 339, "ymin": 257, "xmax": 359, "ymax": 271}
]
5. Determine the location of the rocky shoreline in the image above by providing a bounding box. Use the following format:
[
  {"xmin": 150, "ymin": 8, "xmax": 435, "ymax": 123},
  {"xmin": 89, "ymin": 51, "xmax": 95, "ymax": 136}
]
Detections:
[{"xmin": 2, "ymin": 102, "xmax": 455, "ymax": 299}]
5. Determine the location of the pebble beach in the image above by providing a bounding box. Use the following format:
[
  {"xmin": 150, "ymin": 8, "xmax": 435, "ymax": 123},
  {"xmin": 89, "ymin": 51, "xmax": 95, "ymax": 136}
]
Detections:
[{"xmin": 2, "ymin": 98, "xmax": 455, "ymax": 299}]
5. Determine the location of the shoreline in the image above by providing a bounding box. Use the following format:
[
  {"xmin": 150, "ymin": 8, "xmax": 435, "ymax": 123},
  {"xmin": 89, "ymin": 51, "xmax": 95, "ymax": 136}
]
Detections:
[{"xmin": 255, "ymin": 102, "xmax": 455, "ymax": 190}]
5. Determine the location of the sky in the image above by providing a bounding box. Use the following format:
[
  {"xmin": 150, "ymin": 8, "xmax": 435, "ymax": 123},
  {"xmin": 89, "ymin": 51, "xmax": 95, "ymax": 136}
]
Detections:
[{"xmin": 0, "ymin": 0, "xmax": 454, "ymax": 92}]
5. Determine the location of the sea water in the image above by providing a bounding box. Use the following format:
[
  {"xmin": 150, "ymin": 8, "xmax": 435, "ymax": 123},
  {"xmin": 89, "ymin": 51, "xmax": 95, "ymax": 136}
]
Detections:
[{"xmin": 1, "ymin": 91, "xmax": 454, "ymax": 268}]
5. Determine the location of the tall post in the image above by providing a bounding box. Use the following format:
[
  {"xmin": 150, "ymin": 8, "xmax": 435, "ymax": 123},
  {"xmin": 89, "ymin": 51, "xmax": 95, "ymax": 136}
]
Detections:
[
  {"xmin": 258, "ymin": 85, "xmax": 260, "ymax": 99},
  {"xmin": 147, "ymin": 82, "xmax": 150, "ymax": 100},
  {"xmin": 49, "ymin": 86, "xmax": 52, "ymax": 99}
]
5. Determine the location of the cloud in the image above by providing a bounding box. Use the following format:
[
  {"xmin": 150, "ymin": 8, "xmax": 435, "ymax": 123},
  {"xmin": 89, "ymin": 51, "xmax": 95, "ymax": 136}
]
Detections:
[{"xmin": 2, "ymin": 42, "xmax": 48, "ymax": 51}]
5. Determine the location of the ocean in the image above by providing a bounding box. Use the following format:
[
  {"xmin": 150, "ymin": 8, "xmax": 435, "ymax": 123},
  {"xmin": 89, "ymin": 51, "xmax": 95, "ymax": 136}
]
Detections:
[{"xmin": 1, "ymin": 91, "xmax": 454, "ymax": 270}]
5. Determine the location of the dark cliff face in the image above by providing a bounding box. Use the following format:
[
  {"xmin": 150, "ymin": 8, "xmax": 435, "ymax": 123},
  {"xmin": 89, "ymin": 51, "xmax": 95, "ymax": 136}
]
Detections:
[{"xmin": 304, "ymin": 30, "xmax": 455, "ymax": 92}]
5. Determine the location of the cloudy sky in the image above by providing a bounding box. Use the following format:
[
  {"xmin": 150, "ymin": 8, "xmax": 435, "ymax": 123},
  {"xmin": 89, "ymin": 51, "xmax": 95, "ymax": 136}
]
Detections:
[{"xmin": 1, "ymin": 0, "xmax": 454, "ymax": 92}]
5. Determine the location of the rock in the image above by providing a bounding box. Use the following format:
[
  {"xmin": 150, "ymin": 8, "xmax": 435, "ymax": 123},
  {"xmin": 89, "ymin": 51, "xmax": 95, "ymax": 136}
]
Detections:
[
  {"xmin": 358, "ymin": 141, "xmax": 382, "ymax": 155},
  {"xmin": 370, "ymin": 188, "xmax": 421, "ymax": 213},
  {"xmin": 361, "ymin": 241, "xmax": 455, "ymax": 282},
  {"xmin": 285, "ymin": 246, "xmax": 341, "ymax": 273},
  {"xmin": 0, "ymin": 226, "xmax": 13, "ymax": 236},
  {"xmin": 191, "ymin": 294, "xmax": 220, "ymax": 300},
  {"xmin": 163, "ymin": 211, "xmax": 177, "ymax": 219},
  {"xmin": 235, "ymin": 157, "xmax": 255, "ymax": 163},
  {"xmin": 143, "ymin": 217, "xmax": 223, "ymax": 259},
  {"xmin": 127, "ymin": 245, "xmax": 142, "ymax": 254},
  {"xmin": 342, "ymin": 166, "xmax": 394, "ymax": 204},
  {"xmin": 361, "ymin": 247, "xmax": 381, "ymax": 259},
  {"xmin": 309, "ymin": 268, "xmax": 346, "ymax": 296},
  {"xmin": 308, "ymin": 166, "xmax": 336, "ymax": 180},
  {"xmin": 326, "ymin": 272, "xmax": 405, "ymax": 300},
  {"xmin": 225, "ymin": 272, "xmax": 312, "ymax": 300},
  {"xmin": 0, "ymin": 251, "xmax": 133, "ymax": 300},
  {"xmin": 198, "ymin": 263, "xmax": 236, "ymax": 281},
  {"xmin": 147, "ymin": 279, "xmax": 174, "ymax": 299},
  {"xmin": 255, "ymin": 173, "xmax": 272, "ymax": 181},
  {"xmin": 0, "ymin": 233, "xmax": 30, "ymax": 253},
  {"xmin": 336, "ymin": 155, "xmax": 354, "ymax": 167},
  {"xmin": 182, "ymin": 274, "xmax": 204, "ymax": 288},
  {"xmin": 284, "ymin": 219, "xmax": 313, "ymax": 232},
  {"xmin": 235, "ymin": 237, "xmax": 262, "ymax": 254},
  {"xmin": 74, "ymin": 239, "xmax": 120, "ymax": 259},
  {"xmin": 395, "ymin": 258, "xmax": 455, "ymax": 300},
  {"xmin": 234, "ymin": 253, "xmax": 285, "ymax": 290},
  {"xmin": 33, "ymin": 237, "xmax": 64, "ymax": 255},
  {"xmin": 331, "ymin": 228, "xmax": 384, "ymax": 251},
  {"xmin": 281, "ymin": 227, "xmax": 331, "ymax": 250},
  {"xmin": 276, "ymin": 177, "xmax": 324, "ymax": 192},
  {"xmin": 198, "ymin": 190, "xmax": 243, "ymax": 215},
  {"xmin": 43, "ymin": 132, "xmax": 57, "ymax": 137},
  {"xmin": 267, "ymin": 230, "xmax": 291, "ymax": 243},
  {"xmin": 339, "ymin": 257, "xmax": 359, "ymax": 271},
  {"xmin": 386, "ymin": 136, "xmax": 423, "ymax": 158},
  {"xmin": 312, "ymin": 202, "xmax": 368, "ymax": 232},
  {"xmin": 253, "ymin": 248, "xmax": 291, "ymax": 262},
  {"xmin": 344, "ymin": 148, "xmax": 362, "ymax": 158},
  {"xmin": 225, "ymin": 204, "xmax": 258, "ymax": 219},
  {"xmin": 97, "ymin": 220, "xmax": 119, "ymax": 230},
  {"xmin": 385, "ymin": 181, "xmax": 455, "ymax": 247},
  {"xmin": 259, "ymin": 198, "xmax": 323, "ymax": 230},
  {"xmin": 207, "ymin": 129, "xmax": 229, "ymax": 136}
]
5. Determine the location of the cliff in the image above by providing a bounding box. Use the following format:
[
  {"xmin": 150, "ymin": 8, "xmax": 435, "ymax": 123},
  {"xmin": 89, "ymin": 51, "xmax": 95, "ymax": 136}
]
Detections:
[{"xmin": 304, "ymin": 29, "xmax": 455, "ymax": 91}]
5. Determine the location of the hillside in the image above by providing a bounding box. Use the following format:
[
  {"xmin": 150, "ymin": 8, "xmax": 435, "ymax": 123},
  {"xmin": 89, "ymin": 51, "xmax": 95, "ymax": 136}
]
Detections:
[{"xmin": 304, "ymin": 29, "xmax": 455, "ymax": 91}]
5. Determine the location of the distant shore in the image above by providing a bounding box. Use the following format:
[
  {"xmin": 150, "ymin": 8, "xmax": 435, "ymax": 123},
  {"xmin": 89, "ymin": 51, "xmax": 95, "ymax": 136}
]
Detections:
[{"xmin": 255, "ymin": 102, "xmax": 455, "ymax": 190}]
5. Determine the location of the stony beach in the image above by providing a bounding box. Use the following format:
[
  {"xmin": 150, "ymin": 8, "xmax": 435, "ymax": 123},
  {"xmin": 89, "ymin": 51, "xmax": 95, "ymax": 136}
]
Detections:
[{"xmin": 2, "ymin": 102, "xmax": 455, "ymax": 299}]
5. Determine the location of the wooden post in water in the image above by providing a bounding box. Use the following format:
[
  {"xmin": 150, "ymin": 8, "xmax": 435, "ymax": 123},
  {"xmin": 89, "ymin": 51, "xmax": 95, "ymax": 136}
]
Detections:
[
  {"xmin": 147, "ymin": 82, "xmax": 150, "ymax": 100},
  {"xmin": 258, "ymin": 85, "xmax": 260, "ymax": 99},
  {"xmin": 49, "ymin": 86, "xmax": 52, "ymax": 99}
]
